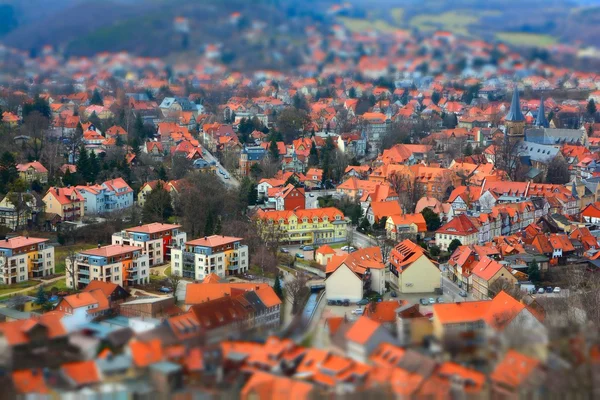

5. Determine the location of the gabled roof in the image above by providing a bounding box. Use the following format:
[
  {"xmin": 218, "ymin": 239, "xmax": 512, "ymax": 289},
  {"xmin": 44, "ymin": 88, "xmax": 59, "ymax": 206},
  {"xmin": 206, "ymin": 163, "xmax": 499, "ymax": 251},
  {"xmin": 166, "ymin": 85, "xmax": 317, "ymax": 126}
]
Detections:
[
  {"xmin": 436, "ymin": 214, "xmax": 478, "ymax": 236},
  {"xmin": 16, "ymin": 161, "xmax": 48, "ymax": 173},
  {"xmin": 186, "ymin": 235, "xmax": 243, "ymax": 248},
  {"xmin": 130, "ymin": 339, "xmax": 164, "ymax": 367},
  {"xmin": 471, "ymin": 256, "xmax": 505, "ymax": 281},
  {"xmin": 12, "ymin": 369, "xmax": 48, "ymax": 394},
  {"xmin": 61, "ymin": 360, "xmax": 101, "ymax": 387},
  {"xmin": 326, "ymin": 246, "xmax": 385, "ymax": 275},
  {"xmin": 0, "ymin": 312, "xmax": 66, "ymax": 346},
  {"xmin": 490, "ymin": 350, "xmax": 540, "ymax": 389}
]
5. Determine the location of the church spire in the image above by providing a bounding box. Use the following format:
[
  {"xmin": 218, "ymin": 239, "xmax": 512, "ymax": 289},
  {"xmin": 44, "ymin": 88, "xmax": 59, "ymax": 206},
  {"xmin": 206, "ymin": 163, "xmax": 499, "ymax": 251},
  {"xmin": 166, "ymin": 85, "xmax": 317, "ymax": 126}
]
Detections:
[
  {"xmin": 505, "ymin": 86, "xmax": 525, "ymax": 122},
  {"xmin": 534, "ymin": 97, "xmax": 549, "ymax": 128}
]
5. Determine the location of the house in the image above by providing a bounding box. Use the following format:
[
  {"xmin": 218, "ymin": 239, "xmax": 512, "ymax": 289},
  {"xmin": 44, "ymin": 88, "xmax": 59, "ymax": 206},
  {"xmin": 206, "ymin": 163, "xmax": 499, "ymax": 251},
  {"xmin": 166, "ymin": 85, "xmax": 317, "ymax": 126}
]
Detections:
[
  {"xmin": 432, "ymin": 291, "xmax": 547, "ymax": 361},
  {"xmin": 43, "ymin": 187, "xmax": 85, "ymax": 222},
  {"xmin": 239, "ymin": 146, "xmax": 267, "ymax": 177},
  {"xmin": 255, "ymin": 208, "xmax": 348, "ymax": 245},
  {"xmin": 81, "ymin": 280, "xmax": 130, "ymax": 310},
  {"xmin": 0, "ymin": 192, "xmax": 44, "ymax": 230},
  {"xmin": 344, "ymin": 316, "xmax": 397, "ymax": 363},
  {"xmin": 112, "ymin": 223, "xmax": 187, "ymax": 267},
  {"xmin": 119, "ymin": 297, "xmax": 178, "ymax": 319},
  {"xmin": 490, "ymin": 350, "xmax": 545, "ymax": 398},
  {"xmin": 0, "ymin": 236, "xmax": 55, "ymax": 284},
  {"xmin": 0, "ymin": 312, "xmax": 78, "ymax": 370},
  {"xmin": 325, "ymin": 247, "xmax": 386, "ymax": 302},
  {"xmin": 435, "ymin": 214, "xmax": 479, "ymax": 251},
  {"xmin": 241, "ymin": 370, "xmax": 315, "ymax": 400},
  {"xmin": 56, "ymin": 289, "xmax": 112, "ymax": 330},
  {"xmin": 581, "ymin": 202, "xmax": 600, "ymax": 224},
  {"xmin": 366, "ymin": 201, "xmax": 402, "ymax": 225},
  {"xmin": 471, "ymin": 257, "xmax": 518, "ymax": 300},
  {"xmin": 385, "ymin": 213, "xmax": 427, "ymax": 241},
  {"xmin": 389, "ymin": 239, "xmax": 440, "ymax": 294},
  {"xmin": 66, "ymin": 244, "xmax": 149, "ymax": 289},
  {"xmin": 61, "ymin": 360, "xmax": 101, "ymax": 389},
  {"xmin": 16, "ymin": 161, "xmax": 48, "ymax": 184},
  {"xmin": 76, "ymin": 178, "xmax": 134, "ymax": 214},
  {"xmin": 171, "ymin": 235, "xmax": 249, "ymax": 280},
  {"xmin": 315, "ymin": 244, "xmax": 335, "ymax": 265},
  {"xmin": 257, "ymin": 178, "xmax": 285, "ymax": 200},
  {"xmin": 269, "ymin": 184, "xmax": 305, "ymax": 211}
]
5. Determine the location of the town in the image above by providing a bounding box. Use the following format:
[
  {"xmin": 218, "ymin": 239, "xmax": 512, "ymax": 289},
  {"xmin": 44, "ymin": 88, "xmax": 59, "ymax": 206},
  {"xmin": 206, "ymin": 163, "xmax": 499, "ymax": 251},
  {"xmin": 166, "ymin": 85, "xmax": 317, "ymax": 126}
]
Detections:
[{"xmin": 0, "ymin": 3, "xmax": 599, "ymax": 398}]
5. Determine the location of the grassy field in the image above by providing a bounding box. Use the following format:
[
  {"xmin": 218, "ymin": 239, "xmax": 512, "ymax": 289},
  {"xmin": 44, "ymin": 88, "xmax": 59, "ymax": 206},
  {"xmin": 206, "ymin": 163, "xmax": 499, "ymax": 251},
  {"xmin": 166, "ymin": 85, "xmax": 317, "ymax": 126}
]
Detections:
[
  {"xmin": 0, "ymin": 281, "xmax": 39, "ymax": 296},
  {"xmin": 495, "ymin": 32, "xmax": 557, "ymax": 47},
  {"xmin": 410, "ymin": 12, "xmax": 479, "ymax": 36},
  {"xmin": 54, "ymin": 243, "xmax": 96, "ymax": 274},
  {"xmin": 338, "ymin": 17, "xmax": 397, "ymax": 33},
  {"xmin": 164, "ymin": 266, "xmax": 172, "ymax": 276}
]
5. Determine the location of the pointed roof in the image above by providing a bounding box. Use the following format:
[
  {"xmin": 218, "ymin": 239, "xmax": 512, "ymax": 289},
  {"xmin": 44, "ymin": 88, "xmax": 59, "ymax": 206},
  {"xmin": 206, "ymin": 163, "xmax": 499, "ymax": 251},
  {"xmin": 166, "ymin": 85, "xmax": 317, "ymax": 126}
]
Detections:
[
  {"xmin": 534, "ymin": 97, "xmax": 549, "ymax": 127},
  {"xmin": 505, "ymin": 87, "xmax": 525, "ymax": 122}
]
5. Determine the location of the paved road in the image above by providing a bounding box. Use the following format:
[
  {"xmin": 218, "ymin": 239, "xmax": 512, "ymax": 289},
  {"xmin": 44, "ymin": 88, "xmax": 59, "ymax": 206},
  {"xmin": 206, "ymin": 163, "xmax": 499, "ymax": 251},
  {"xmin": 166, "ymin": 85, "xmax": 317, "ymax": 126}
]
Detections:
[
  {"xmin": 440, "ymin": 275, "xmax": 473, "ymax": 302},
  {"xmin": 202, "ymin": 148, "xmax": 240, "ymax": 188},
  {"xmin": 351, "ymin": 228, "xmax": 377, "ymax": 249}
]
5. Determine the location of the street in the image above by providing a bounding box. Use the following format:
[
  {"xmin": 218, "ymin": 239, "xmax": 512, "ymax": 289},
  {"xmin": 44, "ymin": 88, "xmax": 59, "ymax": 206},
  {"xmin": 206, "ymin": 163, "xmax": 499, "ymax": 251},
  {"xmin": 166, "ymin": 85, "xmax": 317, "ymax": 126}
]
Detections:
[
  {"xmin": 305, "ymin": 190, "xmax": 340, "ymax": 209},
  {"xmin": 440, "ymin": 275, "xmax": 473, "ymax": 302},
  {"xmin": 350, "ymin": 228, "xmax": 377, "ymax": 249},
  {"xmin": 201, "ymin": 147, "xmax": 240, "ymax": 188}
]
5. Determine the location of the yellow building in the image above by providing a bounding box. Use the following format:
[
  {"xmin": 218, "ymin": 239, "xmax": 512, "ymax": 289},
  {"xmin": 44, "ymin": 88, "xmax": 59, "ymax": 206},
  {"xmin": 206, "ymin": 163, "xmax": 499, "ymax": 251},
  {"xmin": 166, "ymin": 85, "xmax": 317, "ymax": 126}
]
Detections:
[
  {"xmin": 42, "ymin": 187, "xmax": 85, "ymax": 222},
  {"xmin": 471, "ymin": 257, "xmax": 517, "ymax": 300},
  {"xmin": 0, "ymin": 236, "xmax": 55, "ymax": 284},
  {"xmin": 255, "ymin": 207, "xmax": 349, "ymax": 245},
  {"xmin": 389, "ymin": 239, "xmax": 441, "ymax": 294},
  {"xmin": 16, "ymin": 161, "xmax": 48, "ymax": 184}
]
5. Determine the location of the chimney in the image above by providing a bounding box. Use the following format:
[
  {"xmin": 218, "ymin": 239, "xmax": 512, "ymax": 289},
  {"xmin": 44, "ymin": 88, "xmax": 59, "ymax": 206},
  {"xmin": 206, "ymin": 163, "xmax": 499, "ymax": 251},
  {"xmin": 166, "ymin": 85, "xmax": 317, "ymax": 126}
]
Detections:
[{"xmin": 98, "ymin": 243, "xmax": 101, "ymax": 248}]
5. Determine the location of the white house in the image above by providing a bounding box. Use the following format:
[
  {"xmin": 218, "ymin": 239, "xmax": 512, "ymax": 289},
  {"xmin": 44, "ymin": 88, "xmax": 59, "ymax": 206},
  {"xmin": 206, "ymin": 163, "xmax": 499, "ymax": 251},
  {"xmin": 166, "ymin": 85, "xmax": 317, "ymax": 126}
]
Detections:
[
  {"xmin": 325, "ymin": 247, "xmax": 386, "ymax": 302},
  {"xmin": 389, "ymin": 239, "xmax": 440, "ymax": 294},
  {"xmin": 55, "ymin": 289, "xmax": 110, "ymax": 331}
]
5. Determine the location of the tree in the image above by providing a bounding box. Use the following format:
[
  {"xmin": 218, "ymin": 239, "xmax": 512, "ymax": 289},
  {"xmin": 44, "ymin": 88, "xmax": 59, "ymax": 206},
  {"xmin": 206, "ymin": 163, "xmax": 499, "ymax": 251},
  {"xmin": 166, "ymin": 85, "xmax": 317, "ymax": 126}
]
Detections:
[
  {"xmin": 429, "ymin": 245, "xmax": 441, "ymax": 257},
  {"xmin": 545, "ymin": 155, "xmax": 570, "ymax": 184},
  {"xmin": 269, "ymin": 139, "xmax": 280, "ymax": 161},
  {"xmin": 88, "ymin": 151, "xmax": 99, "ymax": 182},
  {"xmin": 527, "ymin": 260, "xmax": 541, "ymax": 284},
  {"xmin": 22, "ymin": 111, "xmax": 49, "ymax": 160},
  {"xmin": 463, "ymin": 143, "xmax": 473, "ymax": 156},
  {"xmin": 348, "ymin": 87, "xmax": 357, "ymax": 99},
  {"xmin": 359, "ymin": 216, "xmax": 370, "ymax": 233},
  {"xmin": 421, "ymin": 208, "xmax": 441, "ymax": 232},
  {"xmin": 22, "ymin": 96, "xmax": 51, "ymax": 120},
  {"xmin": 0, "ymin": 151, "xmax": 18, "ymax": 193},
  {"xmin": 276, "ymin": 107, "xmax": 309, "ymax": 143},
  {"xmin": 90, "ymin": 89, "xmax": 104, "ymax": 106},
  {"xmin": 142, "ymin": 182, "xmax": 173, "ymax": 222},
  {"xmin": 77, "ymin": 146, "xmax": 91, "ymax": 183},
  {"xmin": 308, "ymin": 141, "xmax": 319, "ymax": 166},
  {"xmin": 34, "ymin": 286, "xmax": 48, "ymax": 309},
  {"xmin": 448, "ymin": 239, "xmax": 462, "ymax": 254},
  {"xmin": 7, "ymin": 192, "xmax": 32, "ymax": 229},
  {"xmin": 65, "ymin": 249, "xmax": 78, "ymax": 288},
  {"xmin": 284, "ymin": 273, "xmax": 310, "ymax": 315},
  {"xmin": 587, "ymin": 99, "xmax": 596, "ymax": 118},
  {"xmin": 431, "ymin": 91, "xmax": 441, "ymax": 105},
  {"xmin": 167, "ymin": 272, "xmax": 183, "ymax": 298},
  {"xmin": 273, "ymin": 274, "xmax": 283, "ymax": 299}
]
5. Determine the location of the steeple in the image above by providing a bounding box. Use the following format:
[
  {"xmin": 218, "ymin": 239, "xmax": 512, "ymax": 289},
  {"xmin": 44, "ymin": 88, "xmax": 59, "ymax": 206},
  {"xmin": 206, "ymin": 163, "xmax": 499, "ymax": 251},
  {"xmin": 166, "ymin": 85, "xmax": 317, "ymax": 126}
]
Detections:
[
  {"xmin": 505, "ymin": 86, "xmax": 525, "ymax": 122},
  {"xmin": 534, "ymin": 97, "xmax": 549, "ymax": 128}
]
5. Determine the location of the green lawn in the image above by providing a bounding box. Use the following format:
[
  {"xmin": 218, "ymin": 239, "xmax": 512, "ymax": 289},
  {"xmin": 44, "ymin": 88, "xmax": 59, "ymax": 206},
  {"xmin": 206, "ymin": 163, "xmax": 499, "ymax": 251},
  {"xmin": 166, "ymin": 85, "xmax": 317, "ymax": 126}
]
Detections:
[
  {"xmin": 164, "ymin": 266, "xmax": 172, "ymax": 277},
  {"xmin": 0, "ymin": 281, "xmax": 39, "ymax": 296},
  {"xmin": 495, "ymin": 32, "xmax": 557, "ymax": 47},
  {"xmin": 338, "ymin": 17, "xmax": 397, "ymax": 33},
  {"xmin": 409, "ymin": 11, "xmax": 479, "ymax": 36},
  {"xmin": 54, "ymin": 243, "xmax": 96, "ymax": 274}
]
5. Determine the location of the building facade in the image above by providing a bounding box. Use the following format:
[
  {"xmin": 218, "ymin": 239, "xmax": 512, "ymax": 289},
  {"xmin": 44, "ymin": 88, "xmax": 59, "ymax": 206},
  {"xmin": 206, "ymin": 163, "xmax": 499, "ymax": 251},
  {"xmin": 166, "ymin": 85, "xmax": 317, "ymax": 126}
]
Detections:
[
  {"xmin": 76, "ymin": 178, "xmax": 134, "ymax": 215},
  {"xmin": 171, "ymin": 235, "xmax": 249, "ymax": 280},
  {"xmin": 0, "ymin": 237, "xmax": 55, "ymax": 284},
  {"xmin": 43, "ymin": 187, "xmax": 85, "ymax": 222},
  {"xmin": 112, "ymin": 223, "xmax": 187, "ymax": 267},
  {"xmin": 66, "ymin": 244, "xmax": 149, "ymax": 289}
]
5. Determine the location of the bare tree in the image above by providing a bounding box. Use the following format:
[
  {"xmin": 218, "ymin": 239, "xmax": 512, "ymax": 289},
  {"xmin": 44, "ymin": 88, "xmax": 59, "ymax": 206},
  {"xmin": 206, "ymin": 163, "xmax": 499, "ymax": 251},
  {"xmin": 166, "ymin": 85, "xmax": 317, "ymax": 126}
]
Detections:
[
  {"xmin": 22, "ymin": 111, "xmax": 49, "ymax": 160},
  {"xmin": 167, "ymin": 271, "xmax": 183, "ymax": 298},
  {"xmin": 388, "ymin": 172, "xmax": 423, "ymax": 213},
  {"xmin": 65, "ymin": 249, "xmax": 78, "ymax": 289},
  {"xmin": 376, "ymin": 236, "xmax": 394, "ymax": 266},
  {"xmin": 493, "ymin": 136, "xmax": 525, "ymax": 181},
  {"xmin": 285, "ymin": 273, "xmax": 310, "ymax": 314}
]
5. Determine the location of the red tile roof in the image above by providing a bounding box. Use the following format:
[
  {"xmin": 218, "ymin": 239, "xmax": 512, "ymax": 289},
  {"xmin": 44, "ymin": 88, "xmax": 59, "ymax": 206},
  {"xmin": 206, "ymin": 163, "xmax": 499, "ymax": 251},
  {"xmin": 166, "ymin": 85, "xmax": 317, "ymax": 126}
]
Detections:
[
  {"xmin": 186, "ymin": 235, "xmax": 243, "ymax": 247},
  {"xmin": 345, "ymin": 316, "xmax": 381, "ymax": 345},
  {"xmin": 0, "ymin": 236, "xmax": 48, "ymax": 250},
  {"xmin": 61, "ymin": 360, "xmax": 101, "ymax": 386}
]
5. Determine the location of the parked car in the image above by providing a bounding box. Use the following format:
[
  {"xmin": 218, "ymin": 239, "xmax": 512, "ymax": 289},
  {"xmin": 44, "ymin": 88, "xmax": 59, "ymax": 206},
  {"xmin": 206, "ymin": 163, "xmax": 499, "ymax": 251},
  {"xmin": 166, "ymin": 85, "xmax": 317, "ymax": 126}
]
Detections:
[
  {"xmin": 295, "ymin": 253, "xmax": 304, "ymax": 259},
  {"xmin": 335, "ymin": 300, "xmax": 343, "ymax": 306},
  {"xmin": 327, "ymin": 300, "xmax": 335, "ymax": 306},
  {"xmin": 349, "ymin": 247, "xmax": 356, "ymax": 253},
  {"xmin": 343, "ymin": 299, "xmax": 350, "ymax": 307},
  {"xmin": 553, "ymin": 287, "xmax": 561, "ymax": 293},
  {"xmin": 537, "ymin": 288, "xmax": 545, "ymax": 294},
  {"xmin": 224, "ymin": 175, "xmax": 229, "ymax": 179},
  {"xmin": 280, "ymin": 248, "xmax": 289, "ymax": 253},
  {"xmin": 459, "ymin": 290, "xmax": 467, "ymax": 298},
  {"xmin": 341, "ymin": 245, "xmax": 350, "ymax": 251},
  {"xmin": 357, "ymin": 299, "xmax": 369, "ymax": 306},
  {"xmin": 302, "ymin": 245, "xmax": 315, "ymax": 251},
  {"xmin": 390, "ymin": 291, "xmax": 397, "ymax": 298},
  {"xmin": 436, "ymin": 297, "xmax": 444, "ymax": 303},
  {"xmin": 159, "ymin": 287, "xmax": 173, "ymax": 293},
  {"xmin": 352, "ymin": 308, "xmax": 363, "ymax": 315},
  {"xmin": 309, "ymin": 194, "xmax": 314, "ymax": 197},
  {"xmin": 545, "ymin": 286, "xmax": 553, "ymax": 293},
  {"xmin": 420, "ymin": 298, "xmax": 428, "ymax": 305},
  {"xmin": 428, "ymin": 297, "xmax": 436, "ymax": 305}
]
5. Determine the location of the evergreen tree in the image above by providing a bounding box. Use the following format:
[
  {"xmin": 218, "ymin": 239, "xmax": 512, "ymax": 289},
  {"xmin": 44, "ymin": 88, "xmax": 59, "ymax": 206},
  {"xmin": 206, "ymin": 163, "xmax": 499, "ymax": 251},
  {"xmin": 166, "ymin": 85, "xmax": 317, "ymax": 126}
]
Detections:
[
  {"xmin": 88, "ymin": 151, "xmax": 99, "ymax": 182},
  {"xmin": 75, "ymin": 122, "xmax": 84, "ymax": 137},
  {"xmin": 22, "ymin": 96, "xmax": 51, "ymax": 120},
  {"xmin": 431, "ymin": 91, "xmax": 441, "ymax": 105},
  {"xmin": 142, "ymin": 182, "xmax": 173, "ymax": 223},
  {"xmin": 204, "ymin": 212, "xmax": 215, "ymax": 236},
  {"xmin": 421, "ymin": 208, "xmax": 441, "ymax": 231},
  {"xmin": 76, "ymin": 146, "xmax": 91, "ymax": 183},
  {"xmin": 273, "ymin": 275, "xmax": 283, "ymax": 299},
  {"xmin": 269, "ymin": 139, "xmax": 280, "ymax": 161},
  {"xmin": 214, "ymin": 216, "xmax": 222, "ymax": 235},
  {"xmin": 308, "ymin": 141, "xmax": 319, "ymax": 166},
  {"xmin": 90, "ymin": 89, "xmax": 104, "ymax": 106},
  {"xmin": 0, "ymin": 151, "xmax": 18, "ymax": 193},
  {"xmin": 359, "ymin": 216, "xmax": 371, "ymax": 233},
  {"xmin": 34, "ymin": 285, "xmax": 47, "ymax": 306},
  {"xmin": 527, "ymin": 260, "xmax": 541, "ymax": 284},
  {"xmin": 587, "ymin": 99, "xmax": 597, "ymax": 118},
  {"xmin": 62, "ymin": 169, "xmax": 77, "ymax": 186},
  {"xmin": 448, "ymin": 239, "xmax": 462, "ymax": 254},
  {"xmin": 348, "ymin": 87, "xmax": 357, "ymax": 99},
  {"xmin": 464, "ymin": 143, "xmax": 473, "ymax": 156}
]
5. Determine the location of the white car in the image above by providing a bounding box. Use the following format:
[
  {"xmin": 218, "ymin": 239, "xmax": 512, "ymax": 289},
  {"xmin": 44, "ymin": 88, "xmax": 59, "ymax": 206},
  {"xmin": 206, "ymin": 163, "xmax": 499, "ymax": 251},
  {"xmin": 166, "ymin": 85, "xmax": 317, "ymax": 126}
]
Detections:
[
  {"xmin": 341, "ymin": 245, "xmax": 350, "ymax": 251},
  {"xmin": 553, "ymin": 287, "xmax": 561, "ymax": 293},
  {"xmin": 352, "ymin": 307, "xmax": 363, "ymax": 315}
]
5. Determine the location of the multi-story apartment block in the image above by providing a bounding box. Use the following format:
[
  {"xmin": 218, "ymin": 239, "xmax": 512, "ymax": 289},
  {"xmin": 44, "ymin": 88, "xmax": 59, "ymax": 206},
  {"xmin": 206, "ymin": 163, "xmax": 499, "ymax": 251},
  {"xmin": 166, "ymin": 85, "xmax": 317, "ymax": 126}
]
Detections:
[
  {"xmin": 0, "ymin": 236, "xmax": 54, "ymax": 284},
  {"xmin": 66, "ymin": 244, "xmax": 149, "ymax": 289},
  {"xmin": 255, "ymin": 207, "xmax": 348, "ymax": 245},
  {"xmin": 76, "ymin": 178, "xmax": 134, "ymax": 214},
  {"xmin": 43, "ymin": 187, "xmax": 85, "ymax": 222},
  {"xmin": 171, "ymin": 235, "xmax": 248, "ymax": 280},
  {"xmin": 112, "ymin": 223, "xmax": 186, "ymax": 267}
]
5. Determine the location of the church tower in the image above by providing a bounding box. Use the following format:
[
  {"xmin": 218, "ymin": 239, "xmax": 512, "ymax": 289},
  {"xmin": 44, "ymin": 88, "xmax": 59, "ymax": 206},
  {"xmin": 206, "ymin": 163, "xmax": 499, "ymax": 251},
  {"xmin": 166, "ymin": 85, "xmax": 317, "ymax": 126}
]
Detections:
[
  {"xmin": 504, "ymin": 87, "xmax": 525, "ymax": 139},
  {"xmin": 534, "ymin": 97, "xmax": 549, "ymax": 128}
]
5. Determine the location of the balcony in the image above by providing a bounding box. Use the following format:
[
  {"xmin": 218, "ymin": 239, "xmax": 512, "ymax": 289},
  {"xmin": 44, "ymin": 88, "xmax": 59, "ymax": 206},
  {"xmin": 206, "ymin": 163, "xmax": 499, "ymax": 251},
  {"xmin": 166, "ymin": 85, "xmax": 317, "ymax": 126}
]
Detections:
[
  {"xmin": 78, "ymin": 268, "xmax": 90, "ymax": 275},
  {"xmin": 78, "ymin": 277, "xmax": 90, "ymax": 284},
  {"xmin": 3, "ymin": 270, "xmax": 16, "ymax": 278},
  {"xmin": 182, "ymin": 271, "xmax": 195, "ymax": 279}
]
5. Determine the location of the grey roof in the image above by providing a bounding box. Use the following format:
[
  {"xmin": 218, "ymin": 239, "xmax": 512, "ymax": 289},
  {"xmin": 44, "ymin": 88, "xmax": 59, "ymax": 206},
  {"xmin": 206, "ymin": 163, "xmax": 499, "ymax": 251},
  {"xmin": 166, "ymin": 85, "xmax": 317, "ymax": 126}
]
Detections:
[
  {"xmin": 525, "ymin": 127, "xmax": 584, "ymax": 145},
  {"xmin": 505, "ymin": 87, "xmax": 525, "ymax": 122},
  {"xmin": 96, "ymin": 354, "xmax": 133, "ymax": 374},
  {"xmin": 242, "ymin": 146, "xmax": 267, "ymax": 161},
  {"xmin": 150, "ymin": 361, "xmax": 182, "ymax": 374},
  {"xmin": 518, "ymin": 141, "xmax": 559, "ymax": 164},
  {"xmin": 0, "ymin": 308, "xmax": 31, "ymax": 320},
  {"xmin": 121, "ymin": 297, "xmax": 168, "ymax": 306},
  {"xmin": 534, "ymin": 98, "xmax": 549, "ymax": 128}
]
